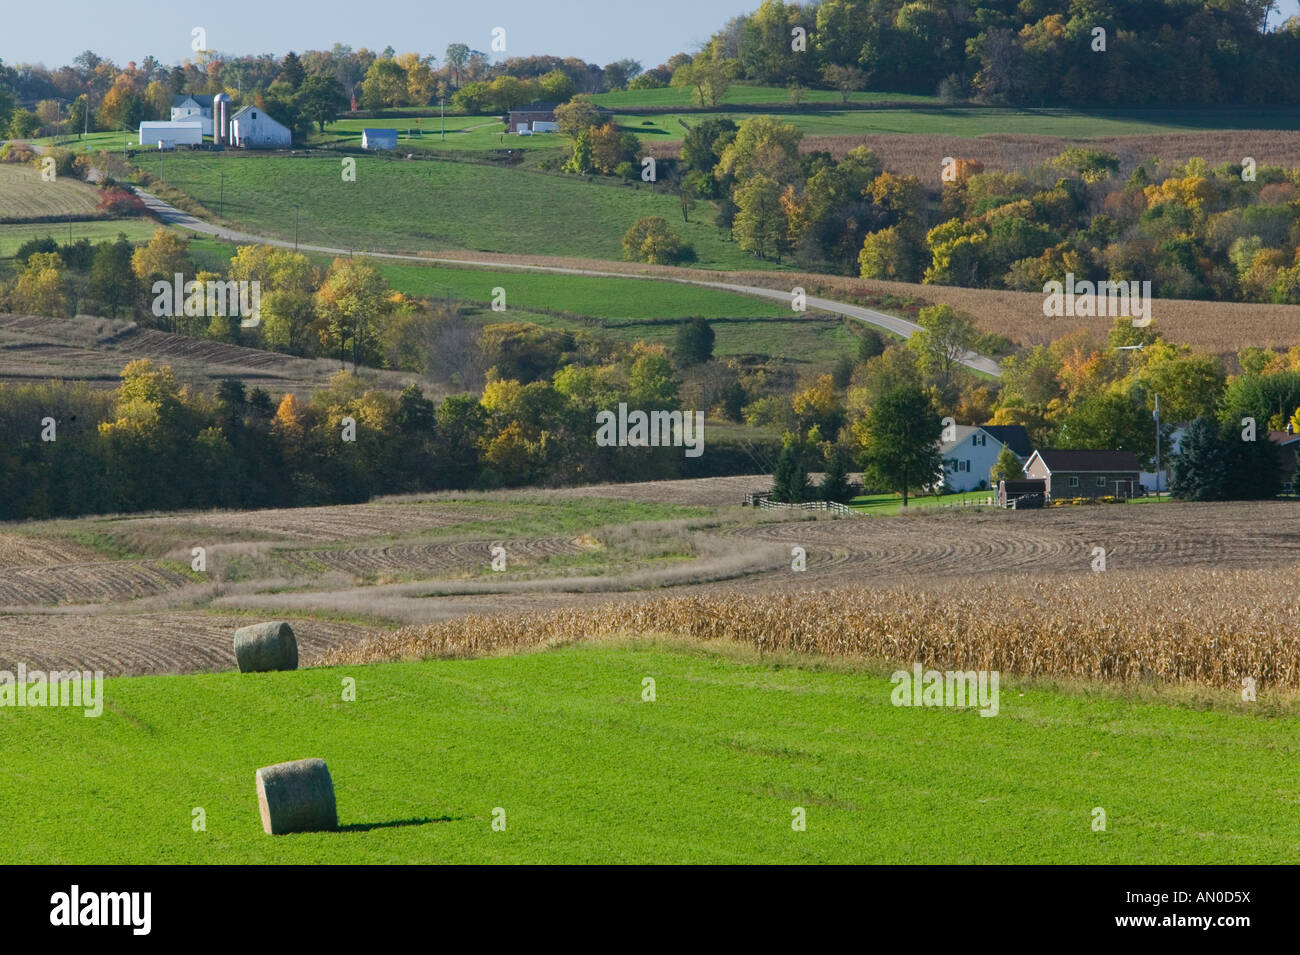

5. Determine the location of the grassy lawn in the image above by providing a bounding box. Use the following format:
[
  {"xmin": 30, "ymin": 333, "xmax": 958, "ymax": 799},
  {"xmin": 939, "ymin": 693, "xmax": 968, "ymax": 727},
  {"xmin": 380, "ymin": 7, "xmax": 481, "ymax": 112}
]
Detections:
[
  {"xmin": 0, "ymin": 218, "xmax": 162, "ymax": 257},
  {"xmin": 851, "ymin": 488, "xmax": 994, "ymax": 514},
  {"xmin": 593, "ymin": 84, "xmax": 938, "ymax": 108},
  {"xmin": 129, "ymin": 151, "xmax": 772, "ymax": 270},
  {"xmin": 185, "ymin": 238, "xmax": 863, "ymax": 371},
  {"xmin": 32, "ymin": 131, "xmax": 129, "ymax": 153},
  {"xmin": 308, "ymin": 115, "xmax": 546, "ymax": 154},
  {"xmin": 373, "ymin": 261, "xmax": 790, "ymax": 319},
  {"xmin": 544, "ymin": 314, "xmax": 860, "ymax": 363},
  {"xmin": 3, "ymin": 642, "xmax": 1296, "ymax": 863},
  {"xmin": 621, "ymin": 105, "xmax": 1300, "ymax": 143}
]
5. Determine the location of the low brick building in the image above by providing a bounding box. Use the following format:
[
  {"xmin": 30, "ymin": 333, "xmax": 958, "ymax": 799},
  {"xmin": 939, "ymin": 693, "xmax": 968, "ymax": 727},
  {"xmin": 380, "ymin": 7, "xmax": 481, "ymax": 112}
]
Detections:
[{"xmin": 1022, "ymin": 449, "xmax": 1142, "ymax": 501}]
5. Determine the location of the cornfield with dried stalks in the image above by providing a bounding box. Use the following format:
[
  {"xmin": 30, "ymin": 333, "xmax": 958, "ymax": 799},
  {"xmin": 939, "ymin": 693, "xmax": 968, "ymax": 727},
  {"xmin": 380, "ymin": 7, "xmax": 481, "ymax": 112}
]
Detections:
[{"xmin": 324, "ymin": 566, "xmax": 1300, "ymax": 689}]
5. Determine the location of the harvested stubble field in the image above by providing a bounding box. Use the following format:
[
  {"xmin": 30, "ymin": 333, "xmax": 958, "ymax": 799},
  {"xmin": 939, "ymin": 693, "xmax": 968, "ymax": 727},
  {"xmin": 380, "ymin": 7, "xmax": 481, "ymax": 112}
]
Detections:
[
  {"xmin": 1, "ymin": 480, "xmax": 1299, "ymax": 681},
  {"xmin": 0, "ymin": 163, "xmax": 103, "ymax": 221},
  {"xmin": 645, "ymin": 130, "xmax": 1300, "ymax": 180},
  {"xmin": 0, "ymin": 313, "xmax": 445, "ymax": 396}
]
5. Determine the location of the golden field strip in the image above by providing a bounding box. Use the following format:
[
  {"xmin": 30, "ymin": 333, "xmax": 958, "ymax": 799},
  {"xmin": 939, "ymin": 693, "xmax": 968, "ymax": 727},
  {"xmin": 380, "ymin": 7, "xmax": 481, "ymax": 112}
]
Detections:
[{"xmin": 324, "ymin": 566, "xmax": 1300, "ymax": 690}]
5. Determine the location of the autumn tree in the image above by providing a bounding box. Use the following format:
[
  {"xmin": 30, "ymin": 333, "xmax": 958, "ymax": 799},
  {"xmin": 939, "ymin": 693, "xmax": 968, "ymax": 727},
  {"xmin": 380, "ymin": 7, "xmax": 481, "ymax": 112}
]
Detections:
[
  {"xmin": 314, "ymin": 257, "xmax": 392, "ymax": 370},
  {"xmin": 732, "ymin": 174, "xmax": 785, "ymax": 260},
  {"xmin": 131, "ymin": 228, "xmax": 191, "ymax": 281}
]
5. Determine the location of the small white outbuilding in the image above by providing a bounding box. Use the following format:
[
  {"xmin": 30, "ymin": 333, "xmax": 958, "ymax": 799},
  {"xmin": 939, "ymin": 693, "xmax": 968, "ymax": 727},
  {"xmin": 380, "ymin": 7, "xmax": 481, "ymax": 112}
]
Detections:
[{"xmin": 138, "ymin": 121, "xmax": 203, "ymax": 147}]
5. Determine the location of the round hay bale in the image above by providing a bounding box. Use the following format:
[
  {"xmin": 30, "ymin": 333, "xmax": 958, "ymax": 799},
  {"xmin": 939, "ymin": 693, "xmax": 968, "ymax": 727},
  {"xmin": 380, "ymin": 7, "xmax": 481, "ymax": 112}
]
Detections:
[
  {"xmin": 255, "ymin": 758, "xmax": 337, "ymax": 835},
  {"xmin": 233, "ymin": 621, "xmax": 298, "ymax": 673}
]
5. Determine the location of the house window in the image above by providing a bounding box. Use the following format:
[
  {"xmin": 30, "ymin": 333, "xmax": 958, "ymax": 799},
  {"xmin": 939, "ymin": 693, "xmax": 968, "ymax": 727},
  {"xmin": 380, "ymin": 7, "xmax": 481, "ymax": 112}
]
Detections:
[
  {"xmin": 1069, "ymin": 476, "xmax": 1079, "ymax": 487},
  {"xmin": 1097, "ymin": 476, "xmax": 1106, "ymax": 487}
]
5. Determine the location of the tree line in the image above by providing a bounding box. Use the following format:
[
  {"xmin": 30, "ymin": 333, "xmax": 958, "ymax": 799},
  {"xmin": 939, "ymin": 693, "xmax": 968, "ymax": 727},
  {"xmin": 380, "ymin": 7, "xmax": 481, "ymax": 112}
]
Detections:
[{"xmin": 700, "ymin": 0, "xmax": 1300, "ymax": 105}]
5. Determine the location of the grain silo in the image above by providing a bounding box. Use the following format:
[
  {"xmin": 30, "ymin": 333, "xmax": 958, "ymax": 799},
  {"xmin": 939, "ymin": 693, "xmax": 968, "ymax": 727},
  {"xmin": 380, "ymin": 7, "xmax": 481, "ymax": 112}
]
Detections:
[{"xmin": 213, "ymin": 93, "xmax": 230, "ymax": 145}]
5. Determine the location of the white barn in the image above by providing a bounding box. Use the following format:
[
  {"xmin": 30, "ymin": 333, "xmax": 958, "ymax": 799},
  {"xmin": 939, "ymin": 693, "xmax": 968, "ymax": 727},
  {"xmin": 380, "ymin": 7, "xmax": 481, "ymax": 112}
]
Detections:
[
  {"xmin": 138, "ymin": 121, "xmax": 203, "ymax": 148},
  {"xmin": 230, "ymin": 105, "xmax": 291, "ymax": 149}
]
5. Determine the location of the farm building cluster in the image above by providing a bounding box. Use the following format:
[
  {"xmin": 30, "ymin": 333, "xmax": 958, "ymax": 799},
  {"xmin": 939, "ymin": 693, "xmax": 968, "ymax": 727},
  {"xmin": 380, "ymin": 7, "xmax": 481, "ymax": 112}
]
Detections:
[
  {"xmin": 937, "ymin": 424, "xmax": 1145, "ymax": 506},
  {"xmin": 939, "ymin": 422, "xmax": 1300, "ymax": 507},
  {"xmin": 137, "ymin": 94, "xmax": 291, "ymax": 150}
]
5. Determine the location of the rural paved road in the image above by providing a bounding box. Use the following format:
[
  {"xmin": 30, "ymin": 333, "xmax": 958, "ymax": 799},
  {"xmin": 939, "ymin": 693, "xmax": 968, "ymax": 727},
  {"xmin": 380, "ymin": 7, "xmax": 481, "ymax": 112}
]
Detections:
[{"xmin": 38, "ymin": 163, "xmax": 1001, "ymax": 377}]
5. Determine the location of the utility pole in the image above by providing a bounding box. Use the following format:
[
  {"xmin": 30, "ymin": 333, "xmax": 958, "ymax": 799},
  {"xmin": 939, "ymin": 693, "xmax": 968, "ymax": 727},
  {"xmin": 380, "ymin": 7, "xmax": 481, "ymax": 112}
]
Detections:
[
  {"xmin": 1153, "ymin": 393, "xmax": 1161, "ymax": 499},
  {"xmin": 294, "ymin": 207, "xmax": 299, "ymax": 252}
]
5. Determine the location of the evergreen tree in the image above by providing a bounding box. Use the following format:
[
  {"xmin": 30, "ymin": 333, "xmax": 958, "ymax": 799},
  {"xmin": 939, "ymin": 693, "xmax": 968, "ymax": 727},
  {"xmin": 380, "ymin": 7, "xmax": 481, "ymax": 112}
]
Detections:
[
  {"xmin": 1170, "ymin": 417, "xmax": 1230, "ymax": 501},
  {"xmin": 772, "ymin": 436, "xmax": 811, "ymax": 503},
  {"xmin": 820, "ymin": 444, "xmax": 854, "ymax": 503},
  {"xmin": 674, "ymin": 318, "xmax": 715, "ymax": 366}
]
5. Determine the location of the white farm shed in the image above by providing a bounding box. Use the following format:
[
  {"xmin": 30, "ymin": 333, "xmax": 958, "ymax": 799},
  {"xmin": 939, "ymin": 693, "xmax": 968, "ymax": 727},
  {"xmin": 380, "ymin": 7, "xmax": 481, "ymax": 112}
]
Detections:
[
  {"xmin": 138, "ymin": 121, "xmax": 202, "ymax": 148},
  {"xmin": 361, "ymin": 128, "xmax": 398, "ymax": 150},
  {"xmin": 230, "ymin": 105, "xmax": 291, "ymax": 149}
]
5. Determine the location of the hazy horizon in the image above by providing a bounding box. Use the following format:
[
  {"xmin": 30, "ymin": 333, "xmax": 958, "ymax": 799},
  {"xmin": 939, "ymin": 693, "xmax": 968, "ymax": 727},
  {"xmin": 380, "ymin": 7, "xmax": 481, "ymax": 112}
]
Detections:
[{"xmin": 3, "ymin": 0, "xmax": 1298, "ymax": 72}]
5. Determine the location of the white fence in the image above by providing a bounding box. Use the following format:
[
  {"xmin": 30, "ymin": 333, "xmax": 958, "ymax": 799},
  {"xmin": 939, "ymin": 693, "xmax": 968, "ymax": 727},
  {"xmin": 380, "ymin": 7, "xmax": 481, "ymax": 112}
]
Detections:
[{"xmin": 756, "ymin": 498, "xmax": 855, "ymax": 517}]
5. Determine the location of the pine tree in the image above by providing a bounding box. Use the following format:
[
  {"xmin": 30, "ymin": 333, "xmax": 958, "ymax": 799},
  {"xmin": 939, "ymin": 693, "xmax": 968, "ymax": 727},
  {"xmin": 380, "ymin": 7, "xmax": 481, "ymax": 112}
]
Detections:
[
  {"xmin": 1170, "ymin": 417, "xmax": 1229, "ymax": 501},
  {"xmin": 772, "ymin": 438, "xmax": 811, "ymax": 503},
  {"xmin": 820, "ymin": 445, "xmax": 854, "ymax": 503}
]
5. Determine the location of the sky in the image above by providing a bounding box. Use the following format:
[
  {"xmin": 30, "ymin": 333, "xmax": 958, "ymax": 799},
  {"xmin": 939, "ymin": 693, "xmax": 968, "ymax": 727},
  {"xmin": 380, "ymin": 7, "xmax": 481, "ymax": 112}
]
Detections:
[
  {"xmin": 2, "ymin": 0, "xmax": 1298, "ymax": 71},
  {"xmin": 1, "ymin": 0, "xmax": 752, "ymax": 70}
]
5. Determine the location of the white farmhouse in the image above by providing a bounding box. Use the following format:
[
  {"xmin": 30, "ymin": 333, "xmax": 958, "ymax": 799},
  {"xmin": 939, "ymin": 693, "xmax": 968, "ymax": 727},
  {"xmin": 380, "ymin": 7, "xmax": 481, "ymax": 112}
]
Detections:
[
  {"xmin": 937, "ymin": 424, "xmax": 1034, "ymax": 492},
  {"xmin": 229, "ymin": 105, "xmax": 291, "ymax": 149},
  {"xmin": 171, "ymin": 95, "xmax": 215, "ymax": 136}
]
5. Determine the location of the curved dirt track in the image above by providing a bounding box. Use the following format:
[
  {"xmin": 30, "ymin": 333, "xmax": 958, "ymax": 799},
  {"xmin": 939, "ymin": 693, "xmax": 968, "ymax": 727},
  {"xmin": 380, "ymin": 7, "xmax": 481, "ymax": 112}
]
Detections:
[{"xmin": 277, "ymin": 536, "xmax": 584, "ymax": 575}]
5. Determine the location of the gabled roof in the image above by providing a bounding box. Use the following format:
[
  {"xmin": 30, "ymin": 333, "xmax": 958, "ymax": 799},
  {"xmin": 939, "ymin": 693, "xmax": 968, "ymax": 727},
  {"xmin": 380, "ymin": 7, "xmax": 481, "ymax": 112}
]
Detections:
[
  {"xmin": 979, "ymin": 424, "xmax": 1033, "ymax": 457},
  {"xmin": 939, "ymin": 424, "xmax": 979, "ymax": 455},
  {"xmin": 173, "ymin": 94, "xmax": 214, "ymax": 108},
  {"xmin": 1027, "ymin": 449, "xmax": 1141, "ymax": 473},
  {"xmin": 362, "ymin": 128, "xmax": 398, "ymax": 137}
]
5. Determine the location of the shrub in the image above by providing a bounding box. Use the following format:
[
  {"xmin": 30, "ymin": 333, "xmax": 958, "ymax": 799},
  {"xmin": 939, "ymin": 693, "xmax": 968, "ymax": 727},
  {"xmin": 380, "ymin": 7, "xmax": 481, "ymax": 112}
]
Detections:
[
  {"xmin": 622, "ymin": 216, "xmax": 691, "ymax": 265},
  {"xmin": 14, "ymin": 236, "xmax": 59, "ymax": 265},
  {"xmin": 97, "ymin": 187, "xmax": 148, "ymax": 217},
  {"xmin": 0, "ymin": 142, "xmax": 36, "ymax": 163}
]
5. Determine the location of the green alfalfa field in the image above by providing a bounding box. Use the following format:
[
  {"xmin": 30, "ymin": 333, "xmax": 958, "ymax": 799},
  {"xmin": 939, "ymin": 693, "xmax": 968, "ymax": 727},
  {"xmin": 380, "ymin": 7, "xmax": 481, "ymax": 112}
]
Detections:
[{"xmin": 3, "ymin": 641, "xmax": 1298, "ymax": 864}]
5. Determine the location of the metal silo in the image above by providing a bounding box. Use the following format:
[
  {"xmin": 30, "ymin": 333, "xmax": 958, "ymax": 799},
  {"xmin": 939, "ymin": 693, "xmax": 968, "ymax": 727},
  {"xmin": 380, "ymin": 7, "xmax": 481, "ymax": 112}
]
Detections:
[{"xmin": 213, "ymin": 93, "xmax": 230, "ymax": 145}]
